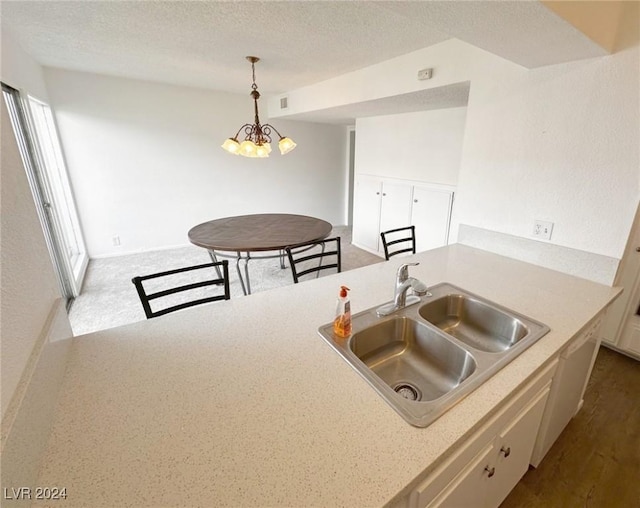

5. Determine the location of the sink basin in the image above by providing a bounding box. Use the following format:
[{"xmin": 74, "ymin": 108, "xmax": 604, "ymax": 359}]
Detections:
[
  {"xmin": 317, "ymin": 282, "xmax": 549, "ymax": 427},
  {"xmin": 350, "ymin": 317, "xmax": 476, "ymax": 402},
  {"xmin": 418, "ymin": 294, "xmax": 529, "ymax": 353}
]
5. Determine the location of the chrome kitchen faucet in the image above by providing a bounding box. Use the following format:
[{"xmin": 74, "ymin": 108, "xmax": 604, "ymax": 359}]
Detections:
[{"xmin": 377, "ymin": 263, "xmax": 430, "ymax": 317}]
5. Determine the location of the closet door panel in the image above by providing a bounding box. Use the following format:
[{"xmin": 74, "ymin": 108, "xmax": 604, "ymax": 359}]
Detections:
[{"xmin": 411, "ymin": 187, "xmax": 453, "ymax": 252}]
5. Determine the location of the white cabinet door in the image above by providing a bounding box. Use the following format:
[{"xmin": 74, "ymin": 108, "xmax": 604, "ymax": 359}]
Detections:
[
  {"xmin": 352, "ymin": 176, "xmax": 455, "ymax": 256},
  {"xmin": 428, "ymin": 387, "xmax": 549, "ymax": 508},
  {"xmin": 411, "ymin": 187, "xmax": 453, "ymax": 252},
  {"xmin": 486, "ymin": 387, "xmax": 550, "ymax": 507},
  {"xmin": 380, "ymin": 181, "xmax": 413, "ymax": 234},
  {"xmin": 352, "ymin": 176, "xmax": 382, "ymax": 252},
  {"xmin": 409, "ymin": 364, "xmax": 555, "ymax": 508},
  {"xmin": 428, "ymin": 443, "xmax": 495, "ymax": 508}
]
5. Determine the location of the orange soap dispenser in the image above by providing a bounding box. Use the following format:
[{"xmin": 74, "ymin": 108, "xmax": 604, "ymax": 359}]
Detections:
[{"xmin": 333, "ymin": 286, "xmax": 352, "ymax": 338}]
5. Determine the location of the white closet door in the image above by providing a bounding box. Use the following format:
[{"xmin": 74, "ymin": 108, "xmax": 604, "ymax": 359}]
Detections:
[
  {"xmin": 379, "ymin": 181, "xmax": 413, "ymax": 233},
  {"xmin": 352, "ymin": 176, "xmax": 383, "ymax": 252},
  {"xmin": 411, "ymin": 187, "xmax": 453, "ymax": 252}
]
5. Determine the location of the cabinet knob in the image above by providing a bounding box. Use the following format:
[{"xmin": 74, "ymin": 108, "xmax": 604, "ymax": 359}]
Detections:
[
  {"xmin": 414, "ymin": 199, "xmax": 418, "ymax": 203},
  {"xmin": 376, "ymin": 192, "xmax": 380, "ymax": 195},
  {"xmin": 500, "ymin": 446, "xmax": 511, "ymax": 458},
  {"xmin": 484, "ymin": 466, "xmax": 495, "ymax": 478},
  {"xmin": 382, "ymin": 193, "xmax": 387, "ymax": 196},
  {"xmin": 636, "ymin": 247, "xmax": 640, "ymax": 252}
]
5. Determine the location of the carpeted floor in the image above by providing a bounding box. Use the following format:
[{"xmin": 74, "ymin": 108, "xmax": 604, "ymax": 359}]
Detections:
[{"xmin": 68, "ymin": 226, "xmax": 382, "ymax": 336}]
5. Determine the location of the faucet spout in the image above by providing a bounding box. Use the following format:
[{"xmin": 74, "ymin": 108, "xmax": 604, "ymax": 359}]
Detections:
[{"xmin": 377, "ymin": 263, "xmax": 431, "ymax": 317}]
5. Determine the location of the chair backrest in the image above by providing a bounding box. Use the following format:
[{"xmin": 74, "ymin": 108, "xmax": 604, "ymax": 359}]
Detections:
[
  {"xmin": 285, "ymin": 237, "xmax": 341, "ymax": 284},
  {"xmin": 132, "ymin": 260, "xmax": 230, "ymax": 319},
  {"xmin": 380, "ymin": 225, "xmax": 416, "ymax": 260}
]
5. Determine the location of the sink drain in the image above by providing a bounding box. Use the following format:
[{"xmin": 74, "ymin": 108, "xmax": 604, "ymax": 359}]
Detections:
[{"xmin": 394, "ymin": 383, "xmax": 421, "ymax": 401}]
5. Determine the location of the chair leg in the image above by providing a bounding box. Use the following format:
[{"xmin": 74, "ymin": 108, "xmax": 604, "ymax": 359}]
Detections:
[{"xmin": 315, "ymin": 242, "xmax": 326, "ymax": 278}]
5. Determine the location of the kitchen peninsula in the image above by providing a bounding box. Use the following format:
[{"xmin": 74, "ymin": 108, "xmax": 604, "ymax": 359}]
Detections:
[{"xmin": 33, "ymin": 245, "xmax": 620, "ymax": 507}]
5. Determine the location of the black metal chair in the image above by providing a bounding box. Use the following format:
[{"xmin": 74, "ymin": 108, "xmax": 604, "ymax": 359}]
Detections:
[
  {"xmin": 285, "ymin": 237, "xmax": 341, "ymax": 284},
  {"xmin": 380, "ymin": 226, "xmax": 416, "ymax": 260},
  {"xmin": 132, "ymin": 260, "xmax": 230, "ymax": 319}
]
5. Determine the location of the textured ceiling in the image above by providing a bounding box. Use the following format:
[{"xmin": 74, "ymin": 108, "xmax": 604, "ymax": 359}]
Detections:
[
  {"xmin": 1, "ymin": 1, "xmax": 610, "ymax": 123},
  {"xmin": 2, "ymin": 1, "xmax": 608, "ymax": 97},
  {"xmin": 1, "ymin": 1, "xmax": 449, "ymax": 94}
]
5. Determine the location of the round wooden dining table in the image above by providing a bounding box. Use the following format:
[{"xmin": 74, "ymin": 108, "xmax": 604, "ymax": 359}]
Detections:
[{"xmin": 188, "ymin": 213, "xmax": 333, "ymax": 295}]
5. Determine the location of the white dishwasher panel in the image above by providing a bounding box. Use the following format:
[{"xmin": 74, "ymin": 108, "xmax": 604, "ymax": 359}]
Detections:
[{"xmin": 531, "ymin": 317, "xmax": 602, "ymax": 467}]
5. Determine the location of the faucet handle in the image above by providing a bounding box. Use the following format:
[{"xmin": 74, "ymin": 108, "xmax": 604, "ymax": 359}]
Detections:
[{"xmin": 397, "ymin": 262, "xmax": 419, "ymax": 280}]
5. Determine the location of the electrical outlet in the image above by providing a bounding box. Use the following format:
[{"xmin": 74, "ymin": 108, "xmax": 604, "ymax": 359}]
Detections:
[
  {"xmin": 532, "ymin": 220, "xmax": 553, "ymax": 240},
  {"xmin": 112, "ymin": 235, "xmax": 121, "ymax": 246}
]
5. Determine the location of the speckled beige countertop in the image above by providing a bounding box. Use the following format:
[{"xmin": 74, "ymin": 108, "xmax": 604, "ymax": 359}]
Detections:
[{"xmin": 35, "ymin": 245, "xmax": 621, "ymax": 507}]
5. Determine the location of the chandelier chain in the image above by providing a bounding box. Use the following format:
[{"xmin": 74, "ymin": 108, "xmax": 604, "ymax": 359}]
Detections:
[{"xmin": 251, "ymin": 60, "xmax": 257, "ymax": 90}]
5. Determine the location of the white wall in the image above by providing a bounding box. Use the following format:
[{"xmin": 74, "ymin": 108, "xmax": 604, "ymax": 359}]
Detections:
[
  {"xmin": 0, "ymin": 31, "xmax": 64, "ymax": 420},
  {"xmin": 452, "ymin": 3, "xmax": 639, "ymax": 260},
  {"xmin": 0, "ymin": 101, "xmax": 62, "ymax": 419},
  {"xmin": 43, "ymin": 69, "xmax": 347, "ymax": 257},
  {"xmin": 269, "ymin": 39, "xmax": 507, "ymax": 118},
  {"xmin": 0, "ymin": 27, "xmax": 50, "ymax": 101},
  {"xmin": 276, "ymin": 12, "xmax": 639, "ymax": 267},
  {"xmin": 354, "ymin": 107, "xmax": 467, "ymax": 185},
  {"xmin": 1, "ymin": 30, "xmax": 75, "ymax": 492}
]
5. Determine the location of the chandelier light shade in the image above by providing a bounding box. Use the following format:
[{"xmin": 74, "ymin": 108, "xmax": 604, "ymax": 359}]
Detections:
[{"xmin": 222, "ymin": 56, "xmax": 297, "ymax": 158}]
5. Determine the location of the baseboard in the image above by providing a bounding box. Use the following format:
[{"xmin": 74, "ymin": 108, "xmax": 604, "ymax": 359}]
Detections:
[
  {"xmin": 1, "ymin": 299, "xmax": 73, "ymax": 502},
  {"xmin": 351, "ymin": 241, "xmax": 384, "ymax": 258},
  {"xmin": 72, "ymin": 252, "xmax": 90, "ymax": 295},
  {"xmin": 601, "ymin": 341, "xmax": 640, "ymax": 362},
  {"xmin": 89, "ymin": 242, "xmax": 195, "ymax": 259},
  {"xmin": 90, "ymin": 226, "xmax": 354, "ymax": 260}
]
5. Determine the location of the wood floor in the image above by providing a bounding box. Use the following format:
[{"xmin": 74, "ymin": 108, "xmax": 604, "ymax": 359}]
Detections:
[{"xmin": 501, "ymin": 346, "xmax": 640, "ymax": 508}]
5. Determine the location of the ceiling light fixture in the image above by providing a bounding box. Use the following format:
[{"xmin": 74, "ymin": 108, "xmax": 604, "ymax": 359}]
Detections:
[{"xmin": 221, "ymin": 56, "xmax": 296, "ymax": 158}]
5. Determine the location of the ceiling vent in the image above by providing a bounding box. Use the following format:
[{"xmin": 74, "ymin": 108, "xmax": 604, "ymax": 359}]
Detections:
[{"xmin": 280, "ymin": 96, "xmax": 289, "ymax": 110}]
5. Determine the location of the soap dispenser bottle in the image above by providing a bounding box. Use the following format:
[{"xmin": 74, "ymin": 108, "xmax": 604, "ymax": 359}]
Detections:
[{"xmin": 333, "ymin": 286, "xmax": 352, "ymax": 338}]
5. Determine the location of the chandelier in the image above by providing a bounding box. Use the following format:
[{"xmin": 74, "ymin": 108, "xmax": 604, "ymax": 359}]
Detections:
[{"xmin": 221, "ymin": 56, "xmax": 296, "ymax": 158}]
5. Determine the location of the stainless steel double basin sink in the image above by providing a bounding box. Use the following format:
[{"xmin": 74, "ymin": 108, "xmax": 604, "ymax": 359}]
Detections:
[{"xmin": 318, "ymin": 283, "xmax": 550, "ymax": 427}]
